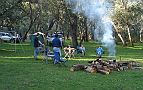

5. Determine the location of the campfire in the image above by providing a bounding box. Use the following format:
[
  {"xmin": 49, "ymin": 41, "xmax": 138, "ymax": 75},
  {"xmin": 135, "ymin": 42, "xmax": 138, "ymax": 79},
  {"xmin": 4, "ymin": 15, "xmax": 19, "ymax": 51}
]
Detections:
[{"xmin": 70, "ymin": 58, "xmax": 142, "ymax": 75}]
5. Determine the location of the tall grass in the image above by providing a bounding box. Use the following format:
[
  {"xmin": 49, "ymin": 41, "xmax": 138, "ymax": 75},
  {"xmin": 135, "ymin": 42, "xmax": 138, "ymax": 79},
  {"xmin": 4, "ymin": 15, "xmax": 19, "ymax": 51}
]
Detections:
[{"xmin": 0, "ymin": 41, "xmax": 143, "ymax": 90}]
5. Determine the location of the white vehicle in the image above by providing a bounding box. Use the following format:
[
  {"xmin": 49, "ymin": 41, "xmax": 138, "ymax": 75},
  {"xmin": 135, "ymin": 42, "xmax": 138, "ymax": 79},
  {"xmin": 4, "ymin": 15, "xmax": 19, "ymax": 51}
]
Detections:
[{"xmin": 0, "ymin": 32, "xmax": 20, "ymax": 42}]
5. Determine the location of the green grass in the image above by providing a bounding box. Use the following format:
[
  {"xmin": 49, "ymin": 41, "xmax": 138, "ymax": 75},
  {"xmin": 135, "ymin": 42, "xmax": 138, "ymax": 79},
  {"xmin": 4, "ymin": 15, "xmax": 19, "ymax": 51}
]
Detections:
[{"xmin": 0, "ymin": 41, "xmax": 143, "ymax": 90}]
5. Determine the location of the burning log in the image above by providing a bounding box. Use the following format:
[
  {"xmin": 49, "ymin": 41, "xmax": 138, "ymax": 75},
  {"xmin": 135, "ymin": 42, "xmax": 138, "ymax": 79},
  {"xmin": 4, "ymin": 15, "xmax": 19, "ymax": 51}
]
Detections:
[
  {"xmin": 88, "ymin": 58, "xmax": 107, "ymax": 66},
  {"xmin": 96, "ymin": 66, "xmax": 111, "ymax": 75},
  {"xmin": 70, "ymin": 64, "xmax": 86, "ymax": 72},
  {"xmin": 84, "ymin": 65, "xmax": 97, "ymax": 73},
  {"xmin": 70, "ymin": 64, "xmax": 97, "ymax": 73},
  {"xmin": 97, "ymin": 69, "xmax": 110, "ymax": 75},
  {"xmin": 106, "ymin": 60, "xmax": 120, "ymax": 71},
  {"xmin": 118, "ymin": 61, "xmax": 140, "ymax": 70},
  {"xmin": 70, "ymin": 58, "xmax": 142, "ymax": 75}
]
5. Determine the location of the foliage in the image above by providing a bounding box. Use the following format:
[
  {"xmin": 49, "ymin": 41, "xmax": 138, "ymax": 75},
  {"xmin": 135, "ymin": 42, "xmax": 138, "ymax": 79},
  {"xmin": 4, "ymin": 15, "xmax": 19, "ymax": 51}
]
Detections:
[
  {"xmin": 113, "ymin": 1, "xmax": 143, "ymax": 43},
  {"xmin": 0, "ymin": 0, "xmax": 142, "ymax": 45}
]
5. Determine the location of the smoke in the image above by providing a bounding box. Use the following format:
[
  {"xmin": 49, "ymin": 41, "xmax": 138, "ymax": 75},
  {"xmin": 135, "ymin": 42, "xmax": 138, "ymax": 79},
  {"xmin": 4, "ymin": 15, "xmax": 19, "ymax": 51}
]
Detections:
[{"xmin": 66, "ymin": 0, "xmax": 116, "ymax": 57}]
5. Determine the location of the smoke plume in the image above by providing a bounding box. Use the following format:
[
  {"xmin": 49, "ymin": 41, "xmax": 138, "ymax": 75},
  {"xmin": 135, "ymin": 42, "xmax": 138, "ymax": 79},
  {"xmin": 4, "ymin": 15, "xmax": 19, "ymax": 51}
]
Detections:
[{"xmin": 66, "ymin": 0, "xmax": 116, "ymax": 57}]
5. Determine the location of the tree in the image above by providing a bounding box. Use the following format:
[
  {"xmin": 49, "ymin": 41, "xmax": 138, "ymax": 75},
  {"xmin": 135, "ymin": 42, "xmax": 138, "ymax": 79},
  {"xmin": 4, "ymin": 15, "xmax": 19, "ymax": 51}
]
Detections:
[
  {"xmin": 0, "ymin": 0, "xmax": 23, "ymax": 31},
  {"xmin": 113, "ymin": 0, "xmax": 143, "ymax": 46}
]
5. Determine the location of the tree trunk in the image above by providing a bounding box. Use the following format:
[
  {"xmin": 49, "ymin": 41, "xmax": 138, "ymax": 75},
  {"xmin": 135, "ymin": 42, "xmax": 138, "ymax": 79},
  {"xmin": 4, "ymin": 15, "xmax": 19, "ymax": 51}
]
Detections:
[
  {"xmin": 140, "ymin": 27, "xmax": 143, "ymax": 42},
  {"xmin": 66, "ymin": 32, "xmax": 70, "ymax": 40},
  {"xmin": 79, "ymin": 34, "xmax": 85, "ymax": 46},
  {"xmin": 63, "ymin": 2, "xmax": 78, "ymax": 47},
  {"xmin": 36, "ymin": 0, "xmax": 42, "ymax": 31},
  {"xmin": 47, "ymin": 19, "xmax": 56, "ymax": 31},
  {"xmin": 70, "ymin": 14, "xmax": 78, "ymax": 47},
  {"xmin": 22, "ymin": 0, "xmax": 37, "ymax": 41},
  {"xmin": 127, "ymin": 25, "xmax": 134, "ymax": 46},
  {"xmin": 112, "ymin": 23, "xmax": 126, "ymax": 46},
  {"xmin": 83, "ymin": 17, "xmax": 88, "ymax": 42}
]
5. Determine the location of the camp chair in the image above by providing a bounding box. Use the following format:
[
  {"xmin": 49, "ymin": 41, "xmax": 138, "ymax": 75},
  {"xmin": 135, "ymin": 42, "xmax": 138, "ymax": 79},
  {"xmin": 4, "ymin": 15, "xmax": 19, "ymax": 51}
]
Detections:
[{"xmin": 64, "ymin": 47, "xmax": 76, "ymax": 59}]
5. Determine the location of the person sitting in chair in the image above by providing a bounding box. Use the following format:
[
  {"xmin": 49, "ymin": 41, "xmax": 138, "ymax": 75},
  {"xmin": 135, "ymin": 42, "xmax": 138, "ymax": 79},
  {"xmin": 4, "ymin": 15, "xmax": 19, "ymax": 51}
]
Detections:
[{"xmin": 77, "ymin": 44, "xmax": 85, "ymax": 56}]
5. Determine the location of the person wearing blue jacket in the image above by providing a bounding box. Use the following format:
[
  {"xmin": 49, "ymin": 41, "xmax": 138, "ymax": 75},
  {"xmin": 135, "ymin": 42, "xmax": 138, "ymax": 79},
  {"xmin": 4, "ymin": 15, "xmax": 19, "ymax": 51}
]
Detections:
[
  {"xmin": 96, "ymin": 46, "xmax": 104, "ymax": 58},
  {"xmin": 52, "ymin": 34, "xmax": 63, "ymax": 64}
]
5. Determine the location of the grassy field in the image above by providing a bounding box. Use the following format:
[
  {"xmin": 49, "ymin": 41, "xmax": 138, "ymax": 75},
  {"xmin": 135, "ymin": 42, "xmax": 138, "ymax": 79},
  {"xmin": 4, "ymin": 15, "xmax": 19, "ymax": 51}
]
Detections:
[{"xmin": 0, "ymin": 41, "xmax": 143, "ymax": 90}]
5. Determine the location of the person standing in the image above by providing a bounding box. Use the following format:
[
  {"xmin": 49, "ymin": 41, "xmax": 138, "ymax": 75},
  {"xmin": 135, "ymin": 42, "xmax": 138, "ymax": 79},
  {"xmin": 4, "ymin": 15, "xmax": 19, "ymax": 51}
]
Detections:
[
  {"xmin": 52, "ymin": 34, "xmax": 62, "ymax": 64},
  {"xmin": 33, "ymin": 33, "xmax": 44, "ymax": 60},
  {"xmin": 96, "ymin": 46, "xmax": 104, "ymax": 58}
]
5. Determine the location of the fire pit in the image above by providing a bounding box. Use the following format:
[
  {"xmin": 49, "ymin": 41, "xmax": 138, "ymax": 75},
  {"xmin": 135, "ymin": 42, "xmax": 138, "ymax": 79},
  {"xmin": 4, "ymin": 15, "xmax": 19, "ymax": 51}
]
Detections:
[{"xmin": 70, "ymin": 58, "xmax": 142, "ymax": 75}]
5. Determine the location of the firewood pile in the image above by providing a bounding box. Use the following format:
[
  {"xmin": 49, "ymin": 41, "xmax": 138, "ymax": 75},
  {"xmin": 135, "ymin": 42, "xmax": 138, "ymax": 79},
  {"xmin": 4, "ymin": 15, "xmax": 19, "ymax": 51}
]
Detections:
[{"xmin": 70, "ymin": 58, "xmax": 143, "ymax": 75}]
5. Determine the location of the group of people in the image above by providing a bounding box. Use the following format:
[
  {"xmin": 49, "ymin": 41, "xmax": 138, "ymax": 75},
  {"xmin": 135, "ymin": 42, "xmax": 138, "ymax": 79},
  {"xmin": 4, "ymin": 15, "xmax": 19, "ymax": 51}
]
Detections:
[
  {"xmin": 33, "ymin": 32, "xmax": 104, "ymax": 64},
  {"xmin": 33, "ymin": 33, "xmax": 63, "ymax": 64},
  {"xmin": 63, "ymin": 44, "xmax": 86, "ymax": 59}
]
